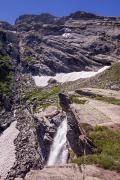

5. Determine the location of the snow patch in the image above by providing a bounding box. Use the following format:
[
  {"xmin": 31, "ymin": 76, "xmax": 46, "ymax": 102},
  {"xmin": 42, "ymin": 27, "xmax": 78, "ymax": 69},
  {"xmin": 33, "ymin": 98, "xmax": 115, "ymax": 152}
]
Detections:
[
  {"xmin": 0, "ymin": 121, "xmax": 19, "ymax": 179},
  {"xmin": 8, "ymin": 30, "xmax": 17, "ymax": 34},
  {"xmin": 33, "ymin": 66, "xmax": 110, "ymax": 87},
  {"xmin": 62, "ymin": 33, "xmax": 71, "ymax": 38}
]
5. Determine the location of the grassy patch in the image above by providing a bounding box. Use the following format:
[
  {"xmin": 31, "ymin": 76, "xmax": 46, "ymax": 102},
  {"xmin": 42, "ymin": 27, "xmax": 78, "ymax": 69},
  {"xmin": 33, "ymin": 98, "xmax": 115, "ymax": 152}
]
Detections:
[
  {"xmin": 76, "ymin": 91, "xmax": 120, "ymax": 105},
  {"xmin": 0, "ymin": 55, "xmax": 13, "ymax": 95},
  {"xmin": 71, "ymin": 95, "xmax": 87, "ymax": 104},
  {"xmin": 22, "ymin": 85, "xmax": 61, "ymax": 109},
  {"xmin": 72, "ymin": 126, "xmax": 120, "ymax": 172},
  {"xmin": 23, "ymin": 86, "xmax": 61, "ymax": 102},
  {"xmin": 93, "ymin": 95, "xmax": 120, "ymax": 105},
  {"xmin": 100, "ymin": 63, "xmax": 120, "ymax": 84},
  {"xmin": 24, "ymin": 56, "xmax": 33, "ymax": 63},
  {"xmin": 0, "ymin": 80, "xmax": 12, "ymax": 95},
  {"xmin": 81, "ymin": 94, "xmax": 120, "ymax": 106}
]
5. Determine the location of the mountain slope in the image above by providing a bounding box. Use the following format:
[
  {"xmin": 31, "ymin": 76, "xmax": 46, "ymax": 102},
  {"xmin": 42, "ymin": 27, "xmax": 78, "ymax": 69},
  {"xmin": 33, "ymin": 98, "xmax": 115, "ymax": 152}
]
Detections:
[
  {"xmin": 15, "ymin": 11, "xmax": 120, "ymax": 75},
  {"xmin": 64, "ymin": 62, "xmax": 120, "ymax": 91},
  {"xmin": 0, "ymin": 11, "xmax": 120, "ymax": 179}
]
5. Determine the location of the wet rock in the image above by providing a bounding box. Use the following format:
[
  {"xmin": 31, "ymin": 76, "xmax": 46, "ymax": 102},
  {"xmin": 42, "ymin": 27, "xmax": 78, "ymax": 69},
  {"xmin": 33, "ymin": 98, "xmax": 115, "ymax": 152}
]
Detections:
[
  {"xmin": 50, "ymin": 112, "xmax": 66, "ymax": 127},
  {"xmin": 59, "ymin": 93, "xmax": 94, "ymax": 156}
]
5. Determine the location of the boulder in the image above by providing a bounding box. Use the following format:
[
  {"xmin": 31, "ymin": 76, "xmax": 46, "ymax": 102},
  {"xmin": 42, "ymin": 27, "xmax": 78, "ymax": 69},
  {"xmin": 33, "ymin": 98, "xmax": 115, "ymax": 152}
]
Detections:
[{"xmin": 48, "ymin": 78, "xmax": 57, "ymax": 85}]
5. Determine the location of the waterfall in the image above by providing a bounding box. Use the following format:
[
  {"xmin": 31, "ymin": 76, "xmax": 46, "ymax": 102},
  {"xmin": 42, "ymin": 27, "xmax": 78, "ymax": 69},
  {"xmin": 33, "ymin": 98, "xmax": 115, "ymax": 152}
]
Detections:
[{"xmin": 47, "ymin": 117, "xmax": 68, "ymax": 166}]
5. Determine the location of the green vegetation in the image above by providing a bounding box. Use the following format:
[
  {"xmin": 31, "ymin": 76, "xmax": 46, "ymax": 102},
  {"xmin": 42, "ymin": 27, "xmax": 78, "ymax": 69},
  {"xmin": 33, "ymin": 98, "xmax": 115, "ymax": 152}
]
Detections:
[
  {"xmin": 71, "ymin": 95, "xmax": 87, "ymax": 104},
  {"xmin": 77, "ymin": 92, "xmax": 120, "ymax": 106},
  {"xmin": 72, "ymin": 126, "xmax": 120, "ymax": 172},
  {"xmin": 92, "ymin": 95, "xmax": 120, "ymax": 105},
  {"xmin": 24, "ymin": 86, "xmax": 61, "ymax": 102},
  {"xmin": 24, "ymin": 56, "xmax": 33, "ymax": 63},
  {"xmin": 99, "ymin": 63, "xmax": 120, "ymax": 85},
  {"xmin": 64, "ymin": 63, "xmax": 120, "ymax": 91},
  {"xmin": 70, "ymin": 92, "xmax": 120, "ymax": 105},
  {"xmin": 23, "ymin": 85, "xmax": 61, "ymax": 109},
  {"xmin": 88, "ymin": 62, "xmax": 120, "ymax": 90},
  {"xmin": 0, "ymin": 54, "xmax": 13, "ymax": 95}
]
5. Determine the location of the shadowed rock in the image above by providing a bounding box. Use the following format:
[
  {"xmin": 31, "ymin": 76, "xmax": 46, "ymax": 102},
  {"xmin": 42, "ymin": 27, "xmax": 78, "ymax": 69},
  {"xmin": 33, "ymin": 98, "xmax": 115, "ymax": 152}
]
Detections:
[{"xmin": 59, "ymin": 93, "xmax": 94, "ymax": 156}]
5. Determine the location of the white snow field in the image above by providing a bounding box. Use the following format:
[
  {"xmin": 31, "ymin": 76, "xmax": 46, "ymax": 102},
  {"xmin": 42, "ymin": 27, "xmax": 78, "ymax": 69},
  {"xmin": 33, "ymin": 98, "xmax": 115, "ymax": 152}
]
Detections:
[
  {"xmin": 0, "ymin": 121, "xmax": 19, "ymax": 179},
  {"xmin": 33, "ymin": 66, "xmax": 110, "ymax": 87}
]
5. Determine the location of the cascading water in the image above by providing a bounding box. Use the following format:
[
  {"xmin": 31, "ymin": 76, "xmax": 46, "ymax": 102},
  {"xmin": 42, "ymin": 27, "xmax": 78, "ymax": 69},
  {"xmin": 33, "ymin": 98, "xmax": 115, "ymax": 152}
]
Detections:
[{"xmin": 47, "ymin": 117, "xmax": 68, "ymax": 166}]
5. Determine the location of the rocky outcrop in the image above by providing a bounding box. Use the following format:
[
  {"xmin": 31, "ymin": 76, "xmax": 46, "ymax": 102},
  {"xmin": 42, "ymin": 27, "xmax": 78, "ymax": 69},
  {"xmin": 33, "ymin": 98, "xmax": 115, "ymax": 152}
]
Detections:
[
  {"xmin": 15, "ymin": 11, "xmax": 120, "ymax": 75},
  {"xmin": 23, "ymin": 164, "xmax": 120, "ymax": 180},
  {"xmin": 59, "ymin": 93, "xmax": 94, "ymax": 156},
  {"xmin": 6, "ymin": 109, "xmax": 44, "ymax": 179},
  {"xmin": 5, "ymin": 104, "xmax": 67, "ymax": 179},
  {"xmin": 72, "ymin": 91, "xmax": 120, "ymax": 127},
  {"xmin": 34, "ymin": 107, "xmax": 66, "ymax": 162},
  {"xmin": 24, "ymin": 164, "xmax": 83, "ymax": 180},
  {"xmin": 0, "ymin": 21, "xmax": 16, "ymax": 31}
]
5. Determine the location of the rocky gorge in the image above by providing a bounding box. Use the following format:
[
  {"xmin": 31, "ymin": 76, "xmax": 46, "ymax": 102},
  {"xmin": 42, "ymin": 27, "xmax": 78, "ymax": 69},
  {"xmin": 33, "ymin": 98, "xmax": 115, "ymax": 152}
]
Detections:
[{"xmin": 0, "ymin": 11, "xmax": 120, "ymax": 180}]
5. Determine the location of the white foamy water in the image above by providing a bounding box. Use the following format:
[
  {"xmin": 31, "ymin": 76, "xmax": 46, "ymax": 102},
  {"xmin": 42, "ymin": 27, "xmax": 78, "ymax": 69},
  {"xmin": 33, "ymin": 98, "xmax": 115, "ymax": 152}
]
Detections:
[
  {"xmin": 47, "ymin": 117, "xmax": 68, "ymax": 166},
  {"xmin": 33, "ymin": 66, "xmax": 110, "ymax": 87},
  {"xmin": 0, "ymin": 121, "xmax": 19, "ymax": 179}
]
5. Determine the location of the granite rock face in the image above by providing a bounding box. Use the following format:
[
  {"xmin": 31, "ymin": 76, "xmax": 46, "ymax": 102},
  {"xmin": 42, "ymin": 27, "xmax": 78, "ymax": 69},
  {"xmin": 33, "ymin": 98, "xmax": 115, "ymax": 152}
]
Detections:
[
  {"xmin": 15, "ymin": 12, "xmax": 120, "ymax": 75},
  {"xmin": 59, "ymin": 93, "xmax": 94, "ymax": 156},
  {"xmin": 23, "ymin": 164, "xmax": 120, "ymax": 180}
]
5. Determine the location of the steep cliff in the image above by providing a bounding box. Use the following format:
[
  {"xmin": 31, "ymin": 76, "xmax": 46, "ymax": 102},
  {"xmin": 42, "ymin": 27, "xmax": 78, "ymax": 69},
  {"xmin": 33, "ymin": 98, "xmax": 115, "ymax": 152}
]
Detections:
[{"xmin": 15, "ymin": 12, "xmax": 120, "ymax": 75}]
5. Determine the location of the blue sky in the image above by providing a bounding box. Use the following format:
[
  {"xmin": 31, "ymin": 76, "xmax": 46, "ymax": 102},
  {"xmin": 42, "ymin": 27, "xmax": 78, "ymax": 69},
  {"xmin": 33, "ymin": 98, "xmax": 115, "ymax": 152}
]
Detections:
[{"xmin": 0, "ymin": 0, "xmax": 120, "ymax": 24}]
